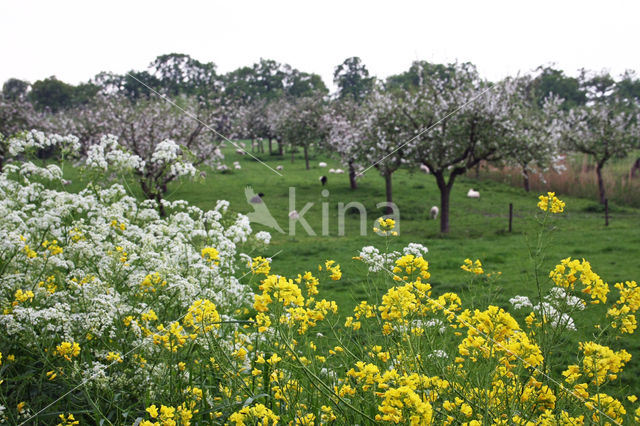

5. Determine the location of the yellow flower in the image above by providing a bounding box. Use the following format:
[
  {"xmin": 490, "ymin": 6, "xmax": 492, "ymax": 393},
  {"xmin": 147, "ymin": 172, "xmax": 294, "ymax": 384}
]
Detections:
[
  {"xmin": 57, "ymin": 414, "xmax": 79, "ymax": 426},
  {"xmin": 537, "ymin": 191, "xmax": 565, "ymax": 213},
  {"xmin": 249, "ymin": 256, "xmax": 271, "ymax": 275},
  {"xmin": 54, "ymin": 341, "xmax": 81, "ymax": 361},
  {"xmin": 201, "ymin": 247, "xmax": 220, "ymax": 265},
  {"xmin": 106, "ymin": 351, "xmax": 123, "ymax": 363},
  {"xmin": 460, "ymin": 258, "xmax": 484, "ymax": 275},
  {"xmin": 374, "ymin": 217, "xmax": 398, "ymax": 236}
]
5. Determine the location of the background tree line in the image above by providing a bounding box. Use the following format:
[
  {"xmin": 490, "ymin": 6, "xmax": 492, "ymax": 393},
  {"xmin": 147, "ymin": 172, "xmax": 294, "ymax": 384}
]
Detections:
[{"xmin": 1, "ymin": 53, "xmax": 639, "ymax": 232}]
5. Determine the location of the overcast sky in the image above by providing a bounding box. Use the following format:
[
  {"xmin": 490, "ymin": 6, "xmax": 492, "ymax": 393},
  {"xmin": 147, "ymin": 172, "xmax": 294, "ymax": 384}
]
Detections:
[{"xmin": 1, "ymin": 0, "xmax": 638, "ymax": 91}]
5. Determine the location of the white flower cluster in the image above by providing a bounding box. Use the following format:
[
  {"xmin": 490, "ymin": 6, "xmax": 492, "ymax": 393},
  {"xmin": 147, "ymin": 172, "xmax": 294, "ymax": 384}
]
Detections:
[
  {"xmin": 0, "ymin": 167, "xmax": 267, "ymax": 394},
  {"xmin": 150, "ymin": 139, "xmax": 180, "ymax": 164},
  {"xmin": 86, "ymin": 134, "xmax": 145, "ymax": 172},
  {"xmin": 3, "ymin": 162, "xmax": 64, "ymax": 182},
  {"xmin": 169, "ymin": 161, "xmax": 196, "ymax": 178},
  {"xmin": 402, "ymin": 243, "xmax": 429, "ymax": 258},
  {"xmin": 510, "ymin": 287, "xmax": 582, "ymax": 331},
  {"xmin": 357, "ymin": 243, "xmax": 429, "ymax": 274},
  {"xmin": 7, "ymin": 129, "xmax": 80, "ymax": 157}
]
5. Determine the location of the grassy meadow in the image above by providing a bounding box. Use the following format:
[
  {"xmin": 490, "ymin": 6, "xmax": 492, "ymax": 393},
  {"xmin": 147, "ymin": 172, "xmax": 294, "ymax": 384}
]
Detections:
[{"xmin": 64, "ymin": 143, "xmax": 640, "ymax": 312}]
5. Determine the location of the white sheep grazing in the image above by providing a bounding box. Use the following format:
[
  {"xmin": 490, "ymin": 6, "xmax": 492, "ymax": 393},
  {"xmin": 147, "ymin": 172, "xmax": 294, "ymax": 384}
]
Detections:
[
  {"xmin": 420, "ymin": 164, "xmax": 430, "ymax": 174},
  {"xmin": 467, "ymin": 189, "xmax": 480, "ymax": 198},
  {"xmin": 334, "ymin": 168, "xmax": 345, "ymax": 174},
  {"xmin": 235, "ymin": 149, "xmax": 246, "ymax": 156},
  {"xmin": 430, "ymin": 205, "xmax": 439, "ymax": 219},
  {"xmin": 319, "ymin": 162, "xmax": 327, "ymax": 167},
  {"xmin": 328, "ymin": 168, "xmax": 336, "ymax": 173},
  {"xmin": 276, "ymin": 165, "xmax": 284, "ymax": 171}
]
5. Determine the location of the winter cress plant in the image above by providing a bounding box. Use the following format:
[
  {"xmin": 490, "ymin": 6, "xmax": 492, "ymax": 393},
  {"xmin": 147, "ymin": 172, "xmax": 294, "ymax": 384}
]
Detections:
[{"xmin": 0, "ymin": 150, "xmax": 639, "ymax": 424}]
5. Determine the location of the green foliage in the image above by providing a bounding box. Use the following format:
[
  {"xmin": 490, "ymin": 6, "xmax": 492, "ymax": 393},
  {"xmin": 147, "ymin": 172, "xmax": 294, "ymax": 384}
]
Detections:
[
  {"xmin": 2, "ymin": 78, "xmax": 29, "ymax": 101},
  {"xmin": 333, "ymin": 57, "xmax": 375, "ymax": 103},
  {"xmin": 532, "ymin": 66, "xmax": 587, "ymax": 110}
]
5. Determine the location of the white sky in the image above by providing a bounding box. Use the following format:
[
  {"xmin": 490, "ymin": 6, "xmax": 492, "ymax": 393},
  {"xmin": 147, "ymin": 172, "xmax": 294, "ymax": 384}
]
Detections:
[{"xmin": 1, "ymin": 0, "xmax": 639, "ymax": 91}]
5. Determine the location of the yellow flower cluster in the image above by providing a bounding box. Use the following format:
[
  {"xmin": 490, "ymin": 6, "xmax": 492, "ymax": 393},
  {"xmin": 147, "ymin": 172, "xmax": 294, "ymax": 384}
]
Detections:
[
  {"xmin": 295, "ymin": 271, "xmax": 320, "ymax": 296},
  {"xmin": 56, "ymin": 414, "xmax": 79, "ymax": 426},
  {"xmin": 42, "ymin": 239, "xmax": 63, "ymax": 256},
  {"xmin": 248, "ymin": 256, "xmax": 271, "ymax": 275},
  {"xmin": 253, "ymin": 273, "xmax": 337, "ymax": 335},
  {"xmin": 152, "ymin": 322, "xmax": 195, "ymax": 352},
  {"xmin": 393, "ymin": 254, "xmax": 431, "ymax": 281},
  {"xmin": 537, "ymin": 191, "xmax": 565, "ymax": 213},
  {"xmin": 608, "ymin": 281, "xmax": 640, "ymax": 333},
  {"xmin": 228, "ymin": 403, "xmax": 279, "ymax": 425},
  {"xmin": 54, "ymin": 341, "xmax": 80, "ymax": 361},
  {"xmin": 182, "ymin": 299, "xmax": 221, "ymax": 333},
  {"xmin": 457, "ymin": 306, "xmax": 543, "ymax": 368},
  {"xmin": 563, "ymin": 341, "xmax": 631, "ymax": 386},
  {"xmin": 38, "ymin": 275, "xmax": 57, "ymax": 294},
  {"xmin": 106, "ymin": 351, "xmax": 123, "ymax": 363},
  {"xmin": 549, "ymin": 257, "xmax": 609, "ymax": 304},
  {"xmin": 319, "ymin": 260, "xmax": 342, "ymax": 280},
  {"xmin": 377, "ymin": 385, "xmax": 434, "ymax": 424},
  {"xmin": 110, "ymin": 219, "xmax": 126, "ymax": 231},
  {"xmin": 373, "ymin": 217, "xmax": 398, "ymax": 236},
  {"xmin": 460, "ymin": 258, "xmax": 484, "ymax": 275},
  {"xmin": 585, "ymin": 393, "xmax": 627, "ymax": 424},
  {"xmin": 141, "ymin": 402, "xmax": 197, "ymax": 426},
  {"xmin": 140, "ymin": 272, "xmax": 166, "ymax": 294},
  {"xmin": 200, "ymin": 247, "xmax": 220, "ymax": 265},
  {"xmin": 13, "ymin": 289, "xmax": 34, "ymax": 305}
]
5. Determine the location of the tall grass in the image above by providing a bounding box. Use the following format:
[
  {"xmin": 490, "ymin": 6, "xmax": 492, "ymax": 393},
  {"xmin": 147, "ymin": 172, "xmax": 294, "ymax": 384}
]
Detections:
[{"xmin": 479, "ymin": 152, "xmax": 640, "ymax": 208}]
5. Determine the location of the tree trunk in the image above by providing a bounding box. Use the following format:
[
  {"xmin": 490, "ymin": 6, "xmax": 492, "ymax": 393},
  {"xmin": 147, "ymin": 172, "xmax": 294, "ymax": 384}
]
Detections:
[
  {"xmin": 251, "ymin": 138, "xmax": 255, "ymax": 153},
  {"xmin": 291, "ymin": 144, "xmax": 295, "ymax": 163},
  {"xmin": 349, "ymin": 159, "xmax": 357, "ymax": 190},
  {"xmin": 596, "ymin": 162, "xmax": 606, "ymax": 204},
  {"xmin": 156, "ymin": 192, "xmax": 166, "ymax": 217},
  {"xmin": 268, "ymin": 137, "xmax": 273, "ymax": 155},
  {"xmin": 523, "ymin": 169, "xmax": 530, "ymax": 192},
  {"xmin": 304, "ymin": 145, "xmax": 309, "ymax": 170},
  {"xmin": 384, "ymin": 172, "xmax": 393, "ymax": 215},
  {"xmin": 278, "ymin": 138, "xmax": 284, "ymax": 155},
  {"xmin": 435, "ymin": 171, "xmax": 452, "ymax": 233}
]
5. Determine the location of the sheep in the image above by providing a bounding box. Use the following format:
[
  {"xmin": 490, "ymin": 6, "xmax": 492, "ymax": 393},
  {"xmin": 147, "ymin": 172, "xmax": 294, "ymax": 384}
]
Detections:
[
  {"xmin": 289, "ymin": 210, "xmax": 300, "ymax": 220},
  {"xmin": 276, "ymin": 165, "xmax": 284, "ymax": 171},
  {"xmin": 334, "ymin": 168, "xmax": 345, "ymax": 174},
  {"xmin": 467, "ymin": 189, "xmax": 480, "ymax": 198},
  {"xmin": 319, "ymin": 176, "xmax": 327, "ymax": 186},
  {"xmin": 235, "ymin": 149, "xmax": 246, "ymax": 156},
  {"xmin": 420, "ymin": 164, "xmax": 430, "ymax": 174},
  {"xmin": 319, "ymin": 162, "xmax": 327, "ymax": 167},
  {"xmin": 328, "ymin": 168, "xmax": 336, "ymax": 173},
  {"xmin": 429, "ymin": 206, "xmax": 439, "ymax": 219},
  {"xmin": 233, "ymin": 161, "xmax": 241, "ymax": 170}
]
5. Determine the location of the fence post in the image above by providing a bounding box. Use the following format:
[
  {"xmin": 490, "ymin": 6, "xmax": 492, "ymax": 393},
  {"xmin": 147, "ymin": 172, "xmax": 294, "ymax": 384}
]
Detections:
[
  {"xmin": 509, "ymin": 203, "xmax": 513, "ymax": 233},
  {"xmin": 605, "ymin": 199, "xmax": 609, "ymax": 226}
]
